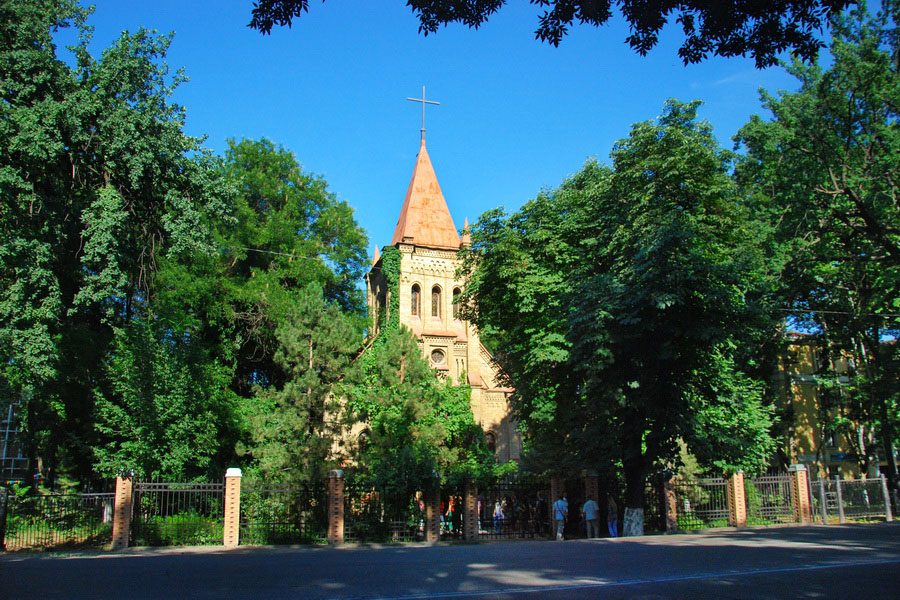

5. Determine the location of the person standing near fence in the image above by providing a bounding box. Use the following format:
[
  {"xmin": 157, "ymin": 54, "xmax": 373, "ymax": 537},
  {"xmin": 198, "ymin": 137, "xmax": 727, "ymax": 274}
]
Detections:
[
  {"xmin": 553, "ymin": 494, "xmax": 568, "ymax": 540},
  {"xmin": 607, "ymin": 495, "xmax": 618, "ymax": 537},
  {"xmin": 493, "ymin": 499, "xmax": 504, "ymax": 533},
  {"xmin": 582, "ymin": 496, "xmax": 600, "ymax": 538}
]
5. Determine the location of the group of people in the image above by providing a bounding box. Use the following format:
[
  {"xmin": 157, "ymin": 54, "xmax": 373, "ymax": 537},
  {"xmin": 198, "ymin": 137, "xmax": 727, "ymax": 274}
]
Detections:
[
  {"xmin": 433, "ymin": 490, "xmax": 620, "ymax": 540},
  {"xmin": 552, "ymin": 494, "xmax": 618, "ymax": 540}
]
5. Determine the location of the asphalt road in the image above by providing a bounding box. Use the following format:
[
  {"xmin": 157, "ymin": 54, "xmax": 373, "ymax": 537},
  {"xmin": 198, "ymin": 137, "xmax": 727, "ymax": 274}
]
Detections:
[{"xmin": 2, "ymin": 523, "xmax": 899, "ymax": 599}]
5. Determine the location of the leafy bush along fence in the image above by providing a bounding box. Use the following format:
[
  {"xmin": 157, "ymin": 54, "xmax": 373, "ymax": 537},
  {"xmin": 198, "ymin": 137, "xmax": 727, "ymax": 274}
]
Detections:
[
  {"xmin": 745, "ymin": 475, "xmax": 796, "ymax": 525},
  {"xmin": 131, "ymin": 480, "xmax": 225, "ymax": 546},
  {"xmin": 2, "ymin": 491, "xmax": 114, "ymax": 551},
  {"xmin": 240, "ymin": 481, "xmax": 327, "ymax": 545},
  {"xmin": 344, "ymin": 484, "xmax": 421, "ymax": 543},
  {"xmin": 670, "ymin": 477, "xmax": 731, "ymax": 530}
]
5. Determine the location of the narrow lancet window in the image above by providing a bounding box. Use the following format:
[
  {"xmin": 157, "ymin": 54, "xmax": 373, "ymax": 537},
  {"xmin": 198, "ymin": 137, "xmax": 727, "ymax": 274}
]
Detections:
[
  {"xmin": 411, "ymin": 284, "xmax": 420, "ymax": 316},
  {"xmin": 432, "ymin": 286, "xmax": 441, "ymax": 318},
  {"xmin": 452, "ymin": 287, "xmax": 461, "ymax": 319}
]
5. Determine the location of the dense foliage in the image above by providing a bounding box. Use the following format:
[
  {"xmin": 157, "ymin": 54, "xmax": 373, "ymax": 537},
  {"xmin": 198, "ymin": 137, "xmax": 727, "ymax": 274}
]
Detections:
[
  {"xmin": 0, "ymin": 0, "xmax": 236, "ymax": 482},
  {"xmin": 735, "ymin": 0, "xmax": 900, "ymax": 492},
  {"xmin": 460, "ymin": 100, "xmax": 778, "ymax": 533},
  {"xmin": 0, "ymin": 2, "xmax": 370, "ymax": 483},
  {"xmin": 249, "ymin": 0, "xmax": 853, "ymax": 67}
]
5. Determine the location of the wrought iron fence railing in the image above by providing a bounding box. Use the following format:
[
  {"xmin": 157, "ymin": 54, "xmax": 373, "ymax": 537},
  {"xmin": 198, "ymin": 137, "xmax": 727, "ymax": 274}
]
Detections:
[
  {"xmin": 3, "ymin": 492, "xmax": 114, "ymax": 551},
  {"xmin": 476, "ymin": 484, "xmax": 551, "ymax": 540},
  {"xmin": 745, "ymin": 475, "xmax": 795, "ymax": 526},
  {"xmin": 670, "ymin": 478, "xmax": 730, "ymax": 530},
  {"xmin": 239, "ymin": 481, "xmax": 327, "ymax": 545},
  {"xmin": 130, "ymin": 480, "xmax": 224, "ymax": 546},
  {"xmin": 343, "ymin": 485, "xmax": 420, "ymax": 543}
]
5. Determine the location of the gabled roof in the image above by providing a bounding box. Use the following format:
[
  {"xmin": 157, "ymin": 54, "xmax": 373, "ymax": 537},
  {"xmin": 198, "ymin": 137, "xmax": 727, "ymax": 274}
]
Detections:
[{"xmin": 390, "ymin": 139, "xmax": 460, "ymax": 250}]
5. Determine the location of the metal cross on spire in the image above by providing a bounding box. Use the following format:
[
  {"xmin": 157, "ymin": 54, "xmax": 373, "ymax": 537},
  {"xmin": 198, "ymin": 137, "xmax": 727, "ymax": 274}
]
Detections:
[{"xmin": 406, "ymin": 85, "xmax": 439, "ymax": 141}]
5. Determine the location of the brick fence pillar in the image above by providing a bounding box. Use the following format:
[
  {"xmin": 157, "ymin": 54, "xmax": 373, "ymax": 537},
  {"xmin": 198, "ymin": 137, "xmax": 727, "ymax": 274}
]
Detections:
[
  {"xmin": 463, "ymin": 482, "xmax": 478, "ymax": 541},
  {"xmin": 727, "ymin": 471, "xmax": 747, "ymax": 528},
  {"xmin": 223, "ymin": 468, "xmax": 242, "ymax": 547},
  {"xmin": 111, "ymin": 474, "xmax": 134, "ymax": 550},
  {"xmin": 424, "ymin": 480, "xmax": 441, "ymax": 543},
  {"xmin": 327, "ymin": 469, "xmax": 345, "ymax": 544},
  {"xmin": 790, "ymin": 464, "xmax": 811, "ymax": 525},
  {"xmin": 663, "ymin": 478, "xmax": 678, "ymax": 532}
]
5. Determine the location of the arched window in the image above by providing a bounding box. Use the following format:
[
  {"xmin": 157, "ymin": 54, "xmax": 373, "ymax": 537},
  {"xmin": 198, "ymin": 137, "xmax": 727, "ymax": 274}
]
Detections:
[
  {"xmin": 452, "ymin": 287, "xmax": 461, "ymax": 319},
  {"xmin": 431, "ymin": 285, "xmax": 441, "ymax": 318},
  {"xmin": 411, "ymin": 284, "xmax": 420, "ymax": 316},
  {"xmin": 485, "ymin": 432, "xmax": 497, "ymax": 454},
  {"xmin": 358, "ymin": 430, "xmax": 370, "ymax": 453}
]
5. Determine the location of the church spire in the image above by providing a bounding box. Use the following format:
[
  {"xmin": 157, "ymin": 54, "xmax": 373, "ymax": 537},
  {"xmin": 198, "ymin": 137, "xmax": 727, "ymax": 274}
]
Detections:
[
  {"xmin": 390, "ymin": 137, "xmax": 460, "ymax": 250},
  {"xmin": 460, "ymin": 217, "xmax": 471, "ymax": 246}
]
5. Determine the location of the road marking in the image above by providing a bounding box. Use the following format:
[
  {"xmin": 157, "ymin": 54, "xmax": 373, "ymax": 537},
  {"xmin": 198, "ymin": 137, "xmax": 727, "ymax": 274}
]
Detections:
[{"xmin": 334, "ymin": 557, "xmax": 900, "ymax": 599}]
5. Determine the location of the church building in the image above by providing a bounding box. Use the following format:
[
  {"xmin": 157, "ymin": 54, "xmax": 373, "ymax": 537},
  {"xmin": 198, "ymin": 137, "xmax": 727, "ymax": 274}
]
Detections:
[{"xmin": 365, "ymin": 134, "xmax": 521, "ymax": 463}]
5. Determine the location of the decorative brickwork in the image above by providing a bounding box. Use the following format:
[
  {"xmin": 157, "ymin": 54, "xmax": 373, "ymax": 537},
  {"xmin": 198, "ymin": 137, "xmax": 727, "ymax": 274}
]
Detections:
[
  {"xmin": 327, "ymin": 469, "xmax": 345, "ymax": 544},
  {"xmin": 463, "ymin": 482, "xmax": 478, "ymax": 541},
  {"xmin": 727, "ymin": 471, "xmax": 747, "ymax": 528},
  {"xmin": 790, "ymin": 465, "xmax": 811, "ymax": 524},
  {"xmin": 223, "ymin": 468, "xmax": 242, "ymax": 547},
  {"xmin": 111, "ymin": 475, "xmax": 133, "ymax": 550}
]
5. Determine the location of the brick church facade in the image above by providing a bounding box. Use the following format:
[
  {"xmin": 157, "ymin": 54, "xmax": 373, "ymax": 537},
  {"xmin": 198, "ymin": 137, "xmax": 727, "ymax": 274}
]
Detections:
[{"xmin": 365, "ymin": 137, "xmax": 521, "ymax": 463}]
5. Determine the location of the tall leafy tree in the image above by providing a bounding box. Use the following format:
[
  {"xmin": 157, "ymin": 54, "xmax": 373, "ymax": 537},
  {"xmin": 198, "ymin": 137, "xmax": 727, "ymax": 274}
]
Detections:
[
  {"xmin": 239, "ymin": 282, "xmax": 360, "ymax": 481},
  {"xmin": 0, "ymin": 0, "xmax": 234, "ymax": 484},
  {"xmin": 462, "ymin": 100, "xmax": 776, "ymax": 534},
  {"xmin": 735, "ymin": 1, "xmax": 900, "ymax": 492},
  {"xmin": 219, "ymin": 138, "xmax": 369, "ymax": 396}
]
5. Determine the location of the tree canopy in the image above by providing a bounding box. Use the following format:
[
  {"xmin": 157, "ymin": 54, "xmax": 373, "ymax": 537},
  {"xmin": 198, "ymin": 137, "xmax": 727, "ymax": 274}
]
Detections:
[
  {"xmin": 735, "ymin": 0, "xmax": 900, "ymax": 492},
  {"xmin": 460, "ymin": 100, "xmax": 777, "ymax": 534},
  {"xmin": 249, "ymin": 0, "xmax": 854, "ymax": 67}
]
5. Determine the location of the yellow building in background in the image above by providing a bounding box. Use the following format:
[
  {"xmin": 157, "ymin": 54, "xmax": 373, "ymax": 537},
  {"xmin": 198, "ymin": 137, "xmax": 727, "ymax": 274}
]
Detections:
[{"xmin": 776, "ymin": 333, "xmax": 880, "ymax": 480}]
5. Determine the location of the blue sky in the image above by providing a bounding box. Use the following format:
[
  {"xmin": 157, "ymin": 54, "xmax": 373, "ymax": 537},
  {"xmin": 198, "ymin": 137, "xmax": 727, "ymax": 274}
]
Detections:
[{"xmin": 65, "ymin": 1, "xmax": 817, "ymax": 255}]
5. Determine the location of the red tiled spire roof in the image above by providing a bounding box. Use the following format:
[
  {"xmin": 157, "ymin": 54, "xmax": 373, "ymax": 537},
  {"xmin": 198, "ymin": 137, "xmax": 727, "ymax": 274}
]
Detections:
[{"xmin": 390, "ymin": 139, "xmax": 460, "ymax": 250}]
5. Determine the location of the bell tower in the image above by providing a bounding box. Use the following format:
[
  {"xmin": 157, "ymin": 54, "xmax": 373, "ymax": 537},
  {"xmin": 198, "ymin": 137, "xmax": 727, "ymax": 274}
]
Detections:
[{"xmin": 365, "ymin": 105, "xmax": 520, "ymax": 463}]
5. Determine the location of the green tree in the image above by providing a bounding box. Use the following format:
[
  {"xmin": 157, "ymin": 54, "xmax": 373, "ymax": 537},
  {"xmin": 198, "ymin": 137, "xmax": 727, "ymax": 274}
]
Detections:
[
  {"xmin": 93, "ymin": 322, "xmax": 238, "ymax": 480},
  {"xmin": 239, "ymin": 282, "xmax": 360, "ymax": 481},
  {"xmin": 0, "ymin": 0, "xmax": 235, "ymax": 484},
  {"xmin": 346, "ymin": 325, "xmax": 497, "ymax": 510},
  {"xmin": 735, "ymin": 1, "xmax": 900, "ymax": 492},
  {"xmin": 249, "ymin": 0, "xmax": 853, "ymax": 67},
  {"xmin": 462, "ymin": 100, "xmax": 776, "ymax": 534},
  {"xmin": 219, "ymin": 138, "xmax": 369, "ymax": 397}
]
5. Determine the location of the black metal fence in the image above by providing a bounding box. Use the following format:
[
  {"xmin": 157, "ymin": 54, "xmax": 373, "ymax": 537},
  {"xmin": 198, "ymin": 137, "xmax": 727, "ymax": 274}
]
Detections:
[
  {"xmin": 2, "ymin": 492, "xmax": 114, "ymax": 551},
  {"xmin": 130, "ymin": 480, "xmax": 224, "ymax": 546},
  {"xmin": 240, "ymin": 481, "xmax": 327, "ymax": 545},
  {"xmin": 476, "ymin": 483, "xmax": 551, "ymax": 540},
  {"xmin": 745, "ymin": 474, "xmax": 795, "ymax": 526},
  {"xmin": 670, "ymin": 477, "xmax": 730, "ymax": 530},
  {"xmin": 344, "ymin": 484, "xmax": 421, "ymax": 543}
]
